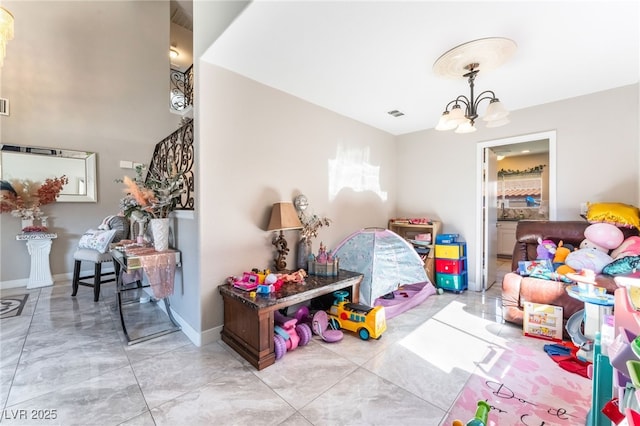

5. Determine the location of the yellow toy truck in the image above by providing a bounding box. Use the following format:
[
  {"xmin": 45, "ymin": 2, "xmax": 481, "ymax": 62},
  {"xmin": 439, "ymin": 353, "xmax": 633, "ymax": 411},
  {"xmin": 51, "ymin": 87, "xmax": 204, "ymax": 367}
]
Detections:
[{"xmin": 327, "ymin": 290, "xmax": 386, "ymax": 340}]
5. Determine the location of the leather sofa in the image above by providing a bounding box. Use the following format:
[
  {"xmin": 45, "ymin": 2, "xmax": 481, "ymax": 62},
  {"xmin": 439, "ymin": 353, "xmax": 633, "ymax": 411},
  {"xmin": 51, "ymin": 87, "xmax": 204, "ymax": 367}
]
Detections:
[{"xmin": 502, "ymin": 220, "xmax": 639, "ymax": 330}]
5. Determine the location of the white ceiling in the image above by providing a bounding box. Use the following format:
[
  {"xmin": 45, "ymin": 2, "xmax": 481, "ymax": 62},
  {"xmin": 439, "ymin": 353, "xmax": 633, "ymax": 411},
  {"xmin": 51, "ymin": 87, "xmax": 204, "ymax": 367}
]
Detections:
[{"xmin": 202, "ymin": 1, "xmax": 639, "ymax": 136}]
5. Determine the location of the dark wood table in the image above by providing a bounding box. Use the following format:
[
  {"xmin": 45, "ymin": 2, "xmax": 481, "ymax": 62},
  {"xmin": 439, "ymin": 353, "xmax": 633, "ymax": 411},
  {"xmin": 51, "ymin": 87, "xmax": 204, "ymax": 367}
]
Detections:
[{"xmin": 219, "ymin": 269, "xmax": 363, "ymax": 370}]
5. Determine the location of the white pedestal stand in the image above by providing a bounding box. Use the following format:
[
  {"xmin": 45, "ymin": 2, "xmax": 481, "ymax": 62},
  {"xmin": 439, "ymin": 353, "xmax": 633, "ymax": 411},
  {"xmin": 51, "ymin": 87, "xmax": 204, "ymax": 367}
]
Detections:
[{"xmin": 16, "ymin": 233, "xmax": 58, "ymax": 289}]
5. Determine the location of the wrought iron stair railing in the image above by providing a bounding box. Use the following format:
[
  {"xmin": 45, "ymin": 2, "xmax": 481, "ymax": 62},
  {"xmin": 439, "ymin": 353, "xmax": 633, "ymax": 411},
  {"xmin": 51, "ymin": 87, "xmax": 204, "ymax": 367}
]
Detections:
[
  {"xmin": 170, "ymin": 65, "xmax": 193, "ymax": 112},
  {"xmin": 147, "ymin": 117, "xmax": 194, "ymax": 211}
]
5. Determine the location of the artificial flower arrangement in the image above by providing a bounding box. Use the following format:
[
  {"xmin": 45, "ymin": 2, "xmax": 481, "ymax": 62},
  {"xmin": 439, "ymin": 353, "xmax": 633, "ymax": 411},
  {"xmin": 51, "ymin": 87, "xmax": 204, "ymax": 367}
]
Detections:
[
  {"xmin": 118, "ymin": 164, "xmax": 185, "ymax": 220},
  {"xmin": 299, "ymin": 212, "xmax": 331, "ymax": 242},
  {"xmin": 0, "ymin": 176, "xmax": 69, "ymax": 229}
]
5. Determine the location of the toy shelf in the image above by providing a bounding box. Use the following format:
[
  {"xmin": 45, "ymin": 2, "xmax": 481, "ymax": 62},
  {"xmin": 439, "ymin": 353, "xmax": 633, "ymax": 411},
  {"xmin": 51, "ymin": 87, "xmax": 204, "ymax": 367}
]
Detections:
[{"xmin": 388, "ymin": 219, "xmax": 441, "ymax": 284}]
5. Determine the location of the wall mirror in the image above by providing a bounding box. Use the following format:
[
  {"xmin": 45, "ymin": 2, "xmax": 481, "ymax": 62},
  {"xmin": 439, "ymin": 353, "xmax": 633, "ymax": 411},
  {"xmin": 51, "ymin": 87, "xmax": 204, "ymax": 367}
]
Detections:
[{"xmin": 0, "ymin": 144, "xmax": 97, "ymax": 202}]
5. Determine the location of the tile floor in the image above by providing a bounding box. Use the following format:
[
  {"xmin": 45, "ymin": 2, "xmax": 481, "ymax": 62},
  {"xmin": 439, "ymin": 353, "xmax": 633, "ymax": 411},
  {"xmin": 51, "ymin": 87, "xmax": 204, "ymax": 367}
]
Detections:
[{"xmin": 0, "ymin": 259, "xmax": 560, "ymax": 426}]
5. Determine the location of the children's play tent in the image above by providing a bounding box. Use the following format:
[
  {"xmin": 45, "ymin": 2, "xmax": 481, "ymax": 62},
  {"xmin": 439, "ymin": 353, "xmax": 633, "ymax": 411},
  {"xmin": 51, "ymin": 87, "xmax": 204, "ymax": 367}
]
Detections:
[{"xmin": 333, "ymin": 228, "xmax": 436, "ymax": 316}]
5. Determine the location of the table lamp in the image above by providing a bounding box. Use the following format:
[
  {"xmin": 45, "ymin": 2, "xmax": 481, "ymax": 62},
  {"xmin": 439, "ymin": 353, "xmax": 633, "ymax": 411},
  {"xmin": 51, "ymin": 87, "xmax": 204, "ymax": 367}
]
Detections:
[{"xmin": 267, "ymin": 202, "xmax": 303, "ymax": 271}]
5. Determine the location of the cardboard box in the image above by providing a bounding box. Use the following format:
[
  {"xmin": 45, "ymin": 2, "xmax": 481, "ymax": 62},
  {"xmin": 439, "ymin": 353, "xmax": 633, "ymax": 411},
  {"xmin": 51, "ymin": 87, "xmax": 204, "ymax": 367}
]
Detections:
[{"xmin": 523, "ymin": 302, "xmax": 563, "ymax": 341}]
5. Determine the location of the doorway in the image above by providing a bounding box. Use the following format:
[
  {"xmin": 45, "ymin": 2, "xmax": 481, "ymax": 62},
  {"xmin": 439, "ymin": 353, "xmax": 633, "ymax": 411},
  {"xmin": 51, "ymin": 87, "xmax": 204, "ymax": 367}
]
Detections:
[{"xmin": 475, "ymin": 131, "xmax": 556, "ymax": 291}]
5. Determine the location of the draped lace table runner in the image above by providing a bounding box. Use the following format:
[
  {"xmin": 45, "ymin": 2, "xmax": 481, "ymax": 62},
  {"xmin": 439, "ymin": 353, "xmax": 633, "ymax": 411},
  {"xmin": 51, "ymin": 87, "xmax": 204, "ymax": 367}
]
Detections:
[{"xmin": 123, "ymin": 247, "xmax": 177, "ymax": 299}]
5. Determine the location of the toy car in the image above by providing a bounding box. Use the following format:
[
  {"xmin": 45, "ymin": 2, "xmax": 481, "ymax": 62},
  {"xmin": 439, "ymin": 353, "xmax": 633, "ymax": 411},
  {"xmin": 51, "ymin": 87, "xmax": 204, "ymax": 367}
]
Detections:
[{"xmin": 327, "ymin": 290, "xmax": 386, "ymax": 340}]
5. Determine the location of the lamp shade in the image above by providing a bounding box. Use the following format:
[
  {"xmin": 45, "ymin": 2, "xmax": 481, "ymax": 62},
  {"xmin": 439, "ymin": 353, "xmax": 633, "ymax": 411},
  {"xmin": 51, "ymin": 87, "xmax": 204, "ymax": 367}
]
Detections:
[
  {"xmin": 447, "ymin": 104, "xmax": 466, "ymax": 125},
  {"xmin": 454, "ymin": 120, "xmax": 477, "ymax": 134},
  {"xmin": 485, "ymin": 117, "xmax": 510, "ymax": 128},
  {"xmin": 483, "ymin": 99, "xmax": 509, "ymax": 121},
  {"xmin": 435, "ymin": 112, "xmax": 457, "ymax": 131},
  {"xmin": 267, "ymin": 202, "xmax": 303, "ymax": 231}
]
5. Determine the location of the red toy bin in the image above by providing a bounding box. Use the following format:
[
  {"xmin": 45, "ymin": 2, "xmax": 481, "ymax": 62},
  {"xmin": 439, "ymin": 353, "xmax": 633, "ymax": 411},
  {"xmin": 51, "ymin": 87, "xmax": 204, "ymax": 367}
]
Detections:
[{"xmin": 435, "ymin": 258, "xmax": 466, "ymax": 275}]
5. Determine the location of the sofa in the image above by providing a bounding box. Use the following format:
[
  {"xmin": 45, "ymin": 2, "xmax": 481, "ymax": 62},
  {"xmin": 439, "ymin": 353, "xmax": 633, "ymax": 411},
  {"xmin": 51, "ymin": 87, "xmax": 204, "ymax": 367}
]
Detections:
[{"xmin": 501, "ymin": 220, "xmax": 639, "ymax": 331}]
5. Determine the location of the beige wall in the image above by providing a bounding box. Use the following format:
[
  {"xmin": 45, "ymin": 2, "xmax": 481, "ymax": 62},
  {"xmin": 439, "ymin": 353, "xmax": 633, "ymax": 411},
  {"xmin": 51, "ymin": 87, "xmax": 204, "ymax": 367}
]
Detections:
[
  {"xmin": 198, "ymin": 64, "xmax": 397, "ymax": 336},
  {"xmin": 0, "ymin": 2, "xmax": 181, "ymax": 281},
  {"xmin": 396, "ymin": 84, "xmax": 639, "ymax": 289}
]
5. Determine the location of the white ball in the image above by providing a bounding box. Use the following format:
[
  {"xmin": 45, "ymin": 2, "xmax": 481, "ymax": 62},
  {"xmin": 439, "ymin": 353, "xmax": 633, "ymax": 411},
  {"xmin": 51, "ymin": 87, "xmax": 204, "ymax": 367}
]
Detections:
[{"xmin": 265, "ymin": 273, "xmax": 278, "ymax": 285}]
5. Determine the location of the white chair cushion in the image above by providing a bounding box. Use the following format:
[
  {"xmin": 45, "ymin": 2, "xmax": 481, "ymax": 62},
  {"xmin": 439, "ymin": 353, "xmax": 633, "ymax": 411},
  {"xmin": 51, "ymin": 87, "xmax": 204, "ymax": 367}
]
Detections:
[
  {"xmin": 74, "ymin": 248, "xmax": 113, "ymax": 263},
  {"xmin": 78, "ymin": 229, "xmax": 117, "ymax": 253}
]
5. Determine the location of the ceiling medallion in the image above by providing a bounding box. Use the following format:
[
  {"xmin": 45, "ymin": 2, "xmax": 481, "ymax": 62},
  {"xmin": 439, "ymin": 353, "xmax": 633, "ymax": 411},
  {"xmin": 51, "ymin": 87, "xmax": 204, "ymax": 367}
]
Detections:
[{"xmin": 433, "ymin": 37, "xmax": 517, "ymax": 134}]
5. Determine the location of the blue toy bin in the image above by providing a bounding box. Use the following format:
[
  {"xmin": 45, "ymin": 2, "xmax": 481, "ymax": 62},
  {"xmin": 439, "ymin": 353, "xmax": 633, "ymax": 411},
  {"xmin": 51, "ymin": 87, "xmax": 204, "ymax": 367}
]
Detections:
[{"xmin": 436, "ymin": 233, "xmax": 459, "ymax": 244}]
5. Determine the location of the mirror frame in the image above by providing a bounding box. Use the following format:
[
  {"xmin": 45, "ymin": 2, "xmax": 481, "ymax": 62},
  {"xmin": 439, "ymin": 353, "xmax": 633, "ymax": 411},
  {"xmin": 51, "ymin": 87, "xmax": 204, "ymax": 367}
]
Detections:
[{"xmin": 0, "ymin": 144, "xmax": 98, "ymax": 203}]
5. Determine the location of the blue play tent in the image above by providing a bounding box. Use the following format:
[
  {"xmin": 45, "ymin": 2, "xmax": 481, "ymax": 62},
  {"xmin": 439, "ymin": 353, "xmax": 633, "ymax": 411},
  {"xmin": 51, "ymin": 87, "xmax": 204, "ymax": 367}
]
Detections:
[{"xmin": 333, "ymin": 228, "xmax": 436, "ymax": 312}]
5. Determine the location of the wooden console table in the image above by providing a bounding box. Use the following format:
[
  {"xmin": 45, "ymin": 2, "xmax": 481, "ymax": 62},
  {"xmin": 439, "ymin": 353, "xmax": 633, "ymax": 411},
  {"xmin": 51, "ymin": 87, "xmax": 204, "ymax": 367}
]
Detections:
[{"xmin": 219, "ymin": 269, "xmax": 363, "ymax": 370}]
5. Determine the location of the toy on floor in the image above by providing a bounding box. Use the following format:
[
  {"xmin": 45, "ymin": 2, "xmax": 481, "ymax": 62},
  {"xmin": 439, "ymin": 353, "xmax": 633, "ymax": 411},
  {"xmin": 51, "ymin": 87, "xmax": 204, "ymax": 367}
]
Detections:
[
  {"xmin": 326, "ymin": 290, "xmax": 386, "ymax": 340},
  {"xmin": 452, "ymin": 400, "xmax": 490, "ymax": 426},
  {"xmin": 292, "ymin": 305, "xmax": 344, "ymax": 343},
  {"xmin": 565, "ymin": 309, "xmax": 593, "ymax": 354},
  {"xmin": 273, "ymin": 310, "xmax": 312, "ymax": 360},
  {"xmin": 311, "ymin": 310, "xmax": 344, "ymax": 343}
]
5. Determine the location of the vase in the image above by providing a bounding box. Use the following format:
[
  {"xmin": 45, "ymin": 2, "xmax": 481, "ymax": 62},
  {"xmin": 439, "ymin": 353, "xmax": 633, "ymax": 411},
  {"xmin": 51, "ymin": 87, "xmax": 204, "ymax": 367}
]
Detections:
[
  {"xmin": 135, "ymin": 219, "xmax": 146, "ymax": 244},
  {"xmin": 150, "ymin": 218, "xmax": 170, "ymax": 252},
  {"xmin": 297, "ymin": 239, "xmax": 312, "ymax": 270}
]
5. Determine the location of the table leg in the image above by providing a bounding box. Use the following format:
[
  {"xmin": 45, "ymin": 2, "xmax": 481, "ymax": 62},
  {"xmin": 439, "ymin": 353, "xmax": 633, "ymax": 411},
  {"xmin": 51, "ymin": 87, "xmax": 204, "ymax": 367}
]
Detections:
[
  {"xmin": 163, "ymin": 298, "xmax": 182, "ymax": 329},
  {"xmin": 113, "ymin": 261, "xmax": 132, "ymax": 343}
]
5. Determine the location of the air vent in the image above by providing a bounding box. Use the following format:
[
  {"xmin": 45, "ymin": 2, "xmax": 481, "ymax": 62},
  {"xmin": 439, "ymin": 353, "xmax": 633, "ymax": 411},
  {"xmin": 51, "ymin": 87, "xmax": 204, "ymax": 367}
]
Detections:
[
  {"xmin": 387, "ymin": 109, "xmax": 404, "ymax": 118},
  {"xmin": 0, "ymin": 98, "xmax": 8, "ymax": 116}
]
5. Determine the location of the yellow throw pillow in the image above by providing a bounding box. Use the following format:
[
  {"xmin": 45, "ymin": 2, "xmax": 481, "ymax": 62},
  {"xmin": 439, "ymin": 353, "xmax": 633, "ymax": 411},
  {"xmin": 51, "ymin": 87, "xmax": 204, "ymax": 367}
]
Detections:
[{"xmin": 586, "ymin": 202, "xmax": 640, "ymax": 229}]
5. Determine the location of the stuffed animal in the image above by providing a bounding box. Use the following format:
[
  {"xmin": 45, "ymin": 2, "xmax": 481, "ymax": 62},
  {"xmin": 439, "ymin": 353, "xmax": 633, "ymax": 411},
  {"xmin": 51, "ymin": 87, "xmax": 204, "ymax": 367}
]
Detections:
[
  {"xmin": 579, "ymin": 238, "xmax": 609, "ymax": 253},
  {"xmin": 553, "ymin": 241, "xmax": 571, "ymax": 264},
  {"xmin": 584, "ymin": 222, "xmax": 624, "ymax": 251},
  {"xmin": 611, "ymin": 236, "xmax": 640, "ymax": 259},
  {"xmin": 565, "ymin": 248, "xmax": 613, "ymax": 274},
  {"xmin": 537, "ymin": 238, "xmax": 557, "ymax": 260},
  {"xmin": 556, "ymin": 264, "xmax": 576, "ymax": 276},
  {"xmin": 552, "ymin": 241, "xmax": 576, "ymax": 276}
]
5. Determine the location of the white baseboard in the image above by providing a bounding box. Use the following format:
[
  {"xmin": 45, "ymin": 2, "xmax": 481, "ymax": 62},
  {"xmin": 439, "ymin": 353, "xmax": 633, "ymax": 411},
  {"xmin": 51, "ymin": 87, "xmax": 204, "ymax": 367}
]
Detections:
[
  {"xmin": 200, "ymin": 326, "xmax": 222, "ymax": 346},
  {"xmin": 1, "ymin": 273, "xmax": 68, "ymax": 290},
  {"xmin": 153, "ymin": 298, "xmax": 221, "ymax": 347},
  {"xmin": 0, "ymin": 278, "xmax": 28, "ymax": 290}
]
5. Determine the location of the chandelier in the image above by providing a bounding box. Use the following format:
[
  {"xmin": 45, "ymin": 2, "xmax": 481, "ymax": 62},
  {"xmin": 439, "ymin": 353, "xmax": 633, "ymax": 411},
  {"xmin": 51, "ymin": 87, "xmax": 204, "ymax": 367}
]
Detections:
[
  {"xmin": 433, "ymin": 37, "xmax": 517, "ymax": 134},
  {"xmin": 0, "ymin": 6, "xmax": 14, "ymax": 67}
]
